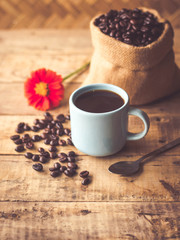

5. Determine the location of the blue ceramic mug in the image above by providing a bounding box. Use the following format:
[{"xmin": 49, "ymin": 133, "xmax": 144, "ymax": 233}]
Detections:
[{"xmin": 69, "ymin": 83, "xmax": 150, "ymax": 156}]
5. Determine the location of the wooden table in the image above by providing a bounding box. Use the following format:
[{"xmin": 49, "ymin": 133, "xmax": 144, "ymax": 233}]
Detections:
[{"xmin": 0, "ymin": 29, "xmax": 180, "ymax": 240}]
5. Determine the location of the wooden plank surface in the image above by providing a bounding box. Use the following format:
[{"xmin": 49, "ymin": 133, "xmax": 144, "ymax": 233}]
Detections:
[{"xmin": 0, "ymin": 29, "xmax": 180, "ymax": 239}]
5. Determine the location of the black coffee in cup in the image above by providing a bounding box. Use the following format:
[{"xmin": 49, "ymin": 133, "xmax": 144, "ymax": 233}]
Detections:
[{"xmin": 74, "ymin": 90, "xmax": 124, "ymax": 113}]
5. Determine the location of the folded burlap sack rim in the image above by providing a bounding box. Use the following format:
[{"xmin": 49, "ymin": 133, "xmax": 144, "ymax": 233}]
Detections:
[{"xmin": 91, "ymin": 7, "xmax": 174, "ymax": 70}]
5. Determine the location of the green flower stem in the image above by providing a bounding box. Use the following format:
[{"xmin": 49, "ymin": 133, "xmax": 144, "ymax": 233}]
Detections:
[{"xmin": 63, "ymin": 62, "xmax": 90, "ymax": 82}]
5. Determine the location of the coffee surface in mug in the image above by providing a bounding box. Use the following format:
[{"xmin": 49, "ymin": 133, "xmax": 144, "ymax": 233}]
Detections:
[{"xmin": 74, "ymin": 90, "xmax": 124, "ymax": 113}]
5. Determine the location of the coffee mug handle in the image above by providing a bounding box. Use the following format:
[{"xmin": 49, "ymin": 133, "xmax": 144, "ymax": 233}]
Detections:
[{"xmin": 127, "ymin": 106, "xmax": 150, "ymax": 141}]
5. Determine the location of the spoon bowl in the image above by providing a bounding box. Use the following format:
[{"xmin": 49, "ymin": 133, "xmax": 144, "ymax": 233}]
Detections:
[{"xmin": 108, "ymin": 137, "xmax": 180, "ymax": 176}]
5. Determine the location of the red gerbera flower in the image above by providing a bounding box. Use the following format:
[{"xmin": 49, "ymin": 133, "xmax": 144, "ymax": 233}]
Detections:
[{"xmin": 24, "ymin": 68, "xmax": 64, "ymax": 111}]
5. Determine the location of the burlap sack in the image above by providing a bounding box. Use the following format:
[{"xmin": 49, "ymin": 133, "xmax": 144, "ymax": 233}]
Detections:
[{"xmin": 83, "ymin": 7, "xmax": 180, "ymax": 105}]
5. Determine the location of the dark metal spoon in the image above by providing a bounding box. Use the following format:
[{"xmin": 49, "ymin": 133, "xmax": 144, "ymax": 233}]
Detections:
[{"xmin": 108, "ymin": 137, "xmax": 180, "ymax": 176}]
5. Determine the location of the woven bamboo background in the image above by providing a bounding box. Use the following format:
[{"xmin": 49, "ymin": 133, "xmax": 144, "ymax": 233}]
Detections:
[{"xmin": 0, "ymin": 0, "xmax": 179, "ymax": 29}]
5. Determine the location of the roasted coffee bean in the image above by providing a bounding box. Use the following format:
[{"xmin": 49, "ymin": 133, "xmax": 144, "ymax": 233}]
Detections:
[
  {"xmin": 59, "ymin": 152, "xmax": 67, "ymax": 162},
  {"xmin": 50, "ymin": 134, "xmax": 59, "ymax": 141},
  {"xmin": 64, "ymin": 168, "xmax": 76, "ymax": 177},
  {"xmin": 39, "ymin": 156, "xmax": 48, "ymax": 163},
  {"xmin": 25, "ymin": 152, "xmax": 33, "ymax": 159},
  {"xmin": 48, "ymin": 146, "xmax": 57, "ymax": 152},
  {"xmin": 32, "ymin": 135, "xmax": 42, "ymax": 142},
  {"xmin": 32, "ymin": 154, "xmax": 40, "ymax": 162},
  {"xmin": 50, "ymin": 170, "xmax": 60, "ymax": 177},
  {"xmin": 44, "ymin": 112, "xmax": 53, "ymax": 121},
  {"xmin": 22, "ymin": 133, "xmax": 30, "ymax": 139},
  {"xmin": 25, "ymin": 141, "xmax": 34, "ymax": 149},
  {"xmin": 56, "ymin": 114, "xmax": 65, "ymax": 123},
  {"xmin": 79, "ymin": 170, "xmax": 89, "ymax": 178},
  {"xmin": 56, "ymin": 122, "xmax": 63, "ymax": 129},
  {"xmin": 31, "ymin": 126, "xmax": 39, "ymax": 132},
  {"xmin": 34, "ymin": 119, "xmax": 40, "ymax": 125},
  {"xmin": 59, "ymin": 139, "xmax": 66, "ymax": 146},
  {"xmin": 41, "ymin": 133, "xmax": 49, "ymax": 139},
  {"xmin": 32, "ymin": 163, "xmax": 43, "ymax": 172},
  {"xmin": 36, "ymin": 123, "xmax": 45, "ymax": 129},
  {"xmin": 67, "ymin": 162, "xmax": 78, "ymax": 169},
  {"xmin": 49, "ymin": 167, "xmax": 56, "ymax": 171},
  {"xmin": 17, "ymin": 122, "xmax": 25, "ymax": 129},
  {"xmin": 60, "ymin": 166, "xmax": 67, "ymax": 172},
  {"xmin": 50, "ymin": 140, "xmax": 59, "ymax": 146},
  {"xmin": 16, "ymin": 127, "xmax": 24, "ymax": 134},
  {"xmin": 15, "ymin": 145, "xmax": 25, "ymax": 152},
  {"xmin": 81, "ymin": 178, "xmax": 90, "ymax": 185},
  {"xmin": 65, "ymin": 114, "xmax": 70, "ymax": 120},
  {"xmin": 56, "ymin": 129, "xmax": 64, "ymax": 136},
  {"xmin": 44, "ymin": 139, "xmax": 50, "ymax": 145},
  {"xmin": 23, "ymin": 124, "xmax": 31, "ymax": 131},
  {"xmin": 67, "ymin": 138, "xmax": 73, "ymax": 146},
  {"xmin": 68, "ymin": 151, "xmax": 76, "ymax": 157},
  {"xmin": 51, "ymin": 128, "xmax": 57, "ymax": 134},
  {"xmin": 38, "ymin": 147, "xmax": 45, "ymax": 154},
  {"xmin": 54, "ymin": 162, "xmax": 61, "ymax": 169},
  {"xmin": 14, "ymin": 139, "xmax": 23, "ymax": 145},
  {"xmin": 10, "ymin": 135, "xmax": 20, "ymax": 141},
  {"xmin": 41, "ymin": 151, "xmax": 50, "ymax": 158},
  {"xmin": 50, "ymin": 152, "xmax": 57, "ymax": 159},
  {"xmin": 67, "ymin": 156, "xmax": 75, "ymax": 162},
  {"xmin": 43, "ymin": 128, "xmax": 51, "ymax": 134},
  {"xmin": 64, "ymin": 128, "xmax": 71, "ymax": 135},
  {"xmin": 47, "ymin": 123, "xmax": 54, "ymax": 129},
  {"xmin": 94, "ymin": 8, "xmax": 164, "ymax": 47}
]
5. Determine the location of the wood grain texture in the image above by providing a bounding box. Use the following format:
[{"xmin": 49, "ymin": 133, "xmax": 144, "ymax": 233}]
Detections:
[
  {"xmin": 0, "ymin": 0, "xmax": 179, "ymax": 29},
  {"xmin": 0, "ymin": 29, "xmax": 180, "ymax": 239},
  {"xmin": 0, "ymin": 202, "xmax": 179, "ymax": 240}
]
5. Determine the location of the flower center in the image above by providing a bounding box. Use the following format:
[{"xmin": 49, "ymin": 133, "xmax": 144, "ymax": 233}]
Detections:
[{"xmin": 34, "ymin": 82, "xmax": 48, "ymax": 96}]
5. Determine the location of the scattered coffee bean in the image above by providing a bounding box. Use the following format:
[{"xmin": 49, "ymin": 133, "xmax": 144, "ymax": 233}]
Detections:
[
  {"xmin": 67, "ymin": 156, "xmax": 75, "ymax": 162},
  {"xmin": 59, "ymin": 139, "xmax": 66, "ymax": 146},
  {"xmin": 56, "ymin": 122, "xmax": 63, "ymax": 129},
  {"xmin": 22, "ymin": 134, "xmax": 31, "ymax": 143},
  {"xmin": 94, "ymin": 8, "xmax": 164, "ymax": 47},
  {"xmin": 10, "ymin": 135, "xmax": 20, "ymax": 141},
  {"xmin": 17, "ymin": 122, "xmax": 25, "ymax": 129},
  {"xmin": 14, "ymin": 139, "xmax": 23, "ymax": 145},
  {"xmin": 38, "ymin": 147, "xmax": 45, "ymax": 154},
  {"xmin": 50, "ymin": 140, "xmax": 59, "ymax": 146},
  {"xmin": 31, "ymin": 126, "xmax": 39, "ymax": 132},
  {"xmin": 48, "ymin": 146, "xmax": 57, "ymax": 152},
  {"xmin": 64, "ymin": 168, "xmax": 76, "ymax": 177},
  {"xmin": 54, "ymin": 162, "xmax": 61, "ymax": 169},
  {"xmin": 39, "ymin": 156, "xmax": 48, "ymax": 163},
  {"xmin": 41, "ymin": 133, "xmax": 49, "ymax": 139},
  {"xmin": 60, "ymin": 166, "xmax": 67, "ymax": 172},
  {"xmin": 58, "ymin": 152, "xmax": 67, "ymax": 162},
  {"xmin": 68, "ymin": 151, "xmax": 76, "ymax": 157},
  {"xmin": 15, "ymin": 145, "xmax": 25, "ymax": 152},
  {"xmin": 25, "ymin": 141, "xmax": 34, "ymax": 149},
  {"xmin": 25, "ymin": 152, "xmax": 33, "ymax": 159},
  {"xmin": 50, "ymin": 134, "xmax": 59, "ymax": 141},
  {"xmin": 16, "ymin": 127, "xmax": 24, "ymax": 134},
  {"xmin": 56, "ymin": 114, "xmax": 65, "ymax": 123},
  {"xmin": 43, "ymin": 128, "xmax": 51, "ymax": 134},
  {"xmin": 32, "ymin": 135, "xmax": 42, "ymax": 142},
  {"xmin": 64, "ymin": 128, "xmax": 71, "ymax": 135},
  {"xmin": 32, "ymin": 163, "xmax": 43, "ymax": 171},
  {"xmin": 67, "ymin": 138, "xmax": 73, "ymax": 146},
  {"xmin": 23, "ymin": 124, "xmax": 31, "ymax": 131},
  {"xmin": 56, "ymin": 129, "xmax": 64, "ymax": 136},
  {"xmin": 65, "ymin": 114, "xmax": 70, "ymax": 120},
  {"xmin": 79, "ymin": 170, "xmax": 89, "ymax": 178},
  {"xmin": 44, "ymin": 139, "xmax": 50, "ymax": 145},
  {"xmin": 67, "ymin": 162, "xmax": 78, "ymax": 169},
  {"xmin": 49, "ymin": 167, "xmax": 56, "ymax": 171},
  {"xmin": 34, "ymin": 119, "xmax": 39, "ymax": 125},
  {"xmin": 44, "ymin": 112, "xmax": 53, "ymax": 121},
  {"xmin": 32, "ymin": 154, "xmax": 40, "ymax": 162},
  {"xmin": 50, "ymin": 170, "xmax": 60, "ymax": 177},
  {"xmin": 41, "ymin": 151, "xmax": 50, "ymax": 158},
  {"xmin": 81, "ymin": 178, "xmax": 90, "ymax": 185},
  {"xmin": 50, "ymin": 152, "xmax": 57, "ymax": 159}
]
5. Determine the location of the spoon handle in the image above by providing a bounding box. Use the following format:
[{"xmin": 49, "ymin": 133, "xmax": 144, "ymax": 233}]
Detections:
[{"xmin": 138, "ymin": 137, "xmax": 180, "ymax": 163}]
